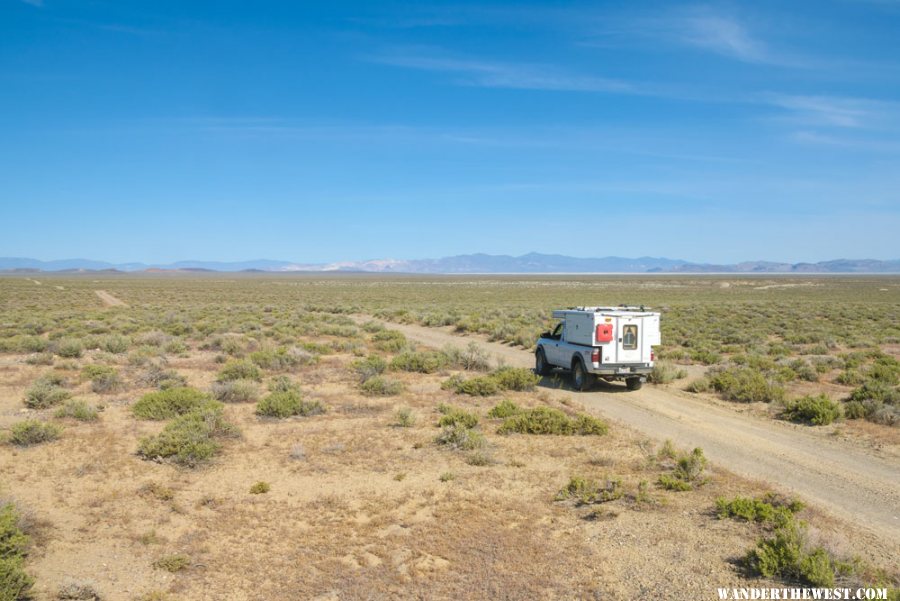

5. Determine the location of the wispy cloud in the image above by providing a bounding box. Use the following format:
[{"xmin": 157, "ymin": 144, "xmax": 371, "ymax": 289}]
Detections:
[
  {"xmin": 763, "ymin": 94, "xmax": 898, "ymax": 128},
  {"xmin": 20, "ymin": 0, "xmax": 43, "ymax": 7},
  {"xmin": 367, "ymin": 52, "xmax": 634, "ymax": 93},
  {"xmin": 678, "ymin": 13, "xmax": 768, "ymax": 63}
]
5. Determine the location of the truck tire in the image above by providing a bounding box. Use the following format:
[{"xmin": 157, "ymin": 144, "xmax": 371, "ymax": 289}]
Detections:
[
  {"xmin": 626, "ymin": 377, "xmax": 643, "ymax": 391},
  {"xmin": 572, "ymin": 359, "xmax": 595, "ymax": 392},
  {"xmin": 535, "ymin": 348, "xmax": 551, "ymax": 376}
]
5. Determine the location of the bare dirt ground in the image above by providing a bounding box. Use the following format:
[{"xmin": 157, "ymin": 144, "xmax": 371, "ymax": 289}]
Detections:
[
  {"xmin": 362, "ymin": 318, "xmax": 900, "ymax": 550},
  {"xmin": 94, "ymin": 289, "xmax": 128, "ymax": 307}
]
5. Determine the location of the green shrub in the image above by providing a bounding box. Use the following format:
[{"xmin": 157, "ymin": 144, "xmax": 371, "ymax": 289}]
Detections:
[
  {"xmin": 81, "ymin": 364, "xmax": 124, "ymax": 394},
  {"xmin": 435, "ymin": 424, "xmax": 485, "ymax": 451},
  {"xmin": 0, "ymin": 502, "xmax": 34, "ymax": 601},
  {"xmin": 139, "ymin": 364, "xmax": 187, "ymax": 390},
  {"xmin": 555, "ymin": 476, "xmax": 623, "ymax": 505},
  {"xmin": 843, "ymin": 400, "xmax": 867, "ymax": 420},
  {"xmin": 137, "ymin": 405, "xmax": 238, "ymax": 467},
  {"xmin": 249, "ymin": 481, "xmax": 270, "ymax": 494},
  {"xmin": 372, "ymin": 330, "xmax": 407, "ymax": 352},
  {"xmin": 54, "ymin": 400, "xmax": 99, "ymax": 422},
  {"xmin": 267, "ymin": 375, "xmax": 301, "ymax": 394},
  {"xmin": 437, "ymin": 407, "xmax": 479, "ymax": 429},
  {"xmin": 490, "ymin": 367, "xmax": 540, "ymax": 391},
  {"xmin": 390, "ymin": 350, "xmax": 447, "ymax": 373},
  {"xmin": 449, "ymin": 375, "xmax": 499, "ymax": 396},
  {"xmin": 352, "ymin": 355, "xmax": 387, "ymax": 383},
  {"xmin": 153, "ymin": 554, "xmax": 191, "ymax": 573},
  {"xmin": 746, "ymin": 520, "xmax": 838, "ymax": 587},
  {"xmin": 716, "ymin": 494, "xmax": 803, "ymax": 527},
  {"xmin": 216, "ymin": 360, "xmax": 262, "ymax": 382},
  {"xmin": 55, "ymin": 338, "xmax": 84, "ymax": 358},
  {"xmin": 658, "ymin": 447, "xmax": 707, "ymax": 491},
  {"xmin": 486, "ymin": 399, "xmax": 521, "ymax": 419},
  {"xmin": 649, "ymin": 361, "xmax": 688, "ymax": 384},
  {"xmin": 442, "ymin": 342, "xmax": 491, "ymax": 371},
  {"xmin": 24, "ymin": 352, "xmax": 54, "ymax": 366},
  {"xmin": 24, "ymin": 377, "xmax": 71, "ymax": 409},
  {"xmin": 250, "ymin": 347, "xmax": 315, "ymax": 370},
  {"xmin": 132, "ymin": 388, "xmax": 213, "ymax": 420},
  {"xmin": 835, "ymin": 369, "xmax": 866, "ymax": 386},
  {"xmin": 394, "ymin": 407, "xmax": 415, "ymax": 427},
  {"xmin": 780, "ymin": 394, "xmax": 842, "ymax": 426},
  {"xmin": 359, "ymin": 376, "xmax": 404, "ymax": 397},
  {"xmin": 7, "ymin": 420, "xmax": 62, "ymax": 446},
  {"xmin": 497, "ymin": 406, "xmax": 608, "ymax": 436},
  {"xmin": 255, "ymin": 390, "xmax": 324, "ymax": 419},
  {"xmin": 685, "ymin": 377, "xmax": 711, "ymax": 393},
  {"xmin": 847, "ymin": 381, "xmax": 900, "ymax": 405},
  {"xmin": 211, "ymin": 379, "xmax": 260, "ymax": 403},
  {"xmin": 709, "ymin": 367, "xmax": 785, "ymax": 403},
  {"xmin": 99, "ymin": 334, "xmax": 130, "ymax": 354}
]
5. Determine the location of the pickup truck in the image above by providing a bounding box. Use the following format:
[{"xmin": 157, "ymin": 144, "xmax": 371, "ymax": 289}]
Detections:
[{"xmin": 535, "ymin": 306, "xmax": 661, "ymax": 391}]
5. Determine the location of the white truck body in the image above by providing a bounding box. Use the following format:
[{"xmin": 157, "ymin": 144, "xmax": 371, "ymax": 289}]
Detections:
[{"xmin": 536, "ymin": 306, "xmax": 661, "ymax": 391}]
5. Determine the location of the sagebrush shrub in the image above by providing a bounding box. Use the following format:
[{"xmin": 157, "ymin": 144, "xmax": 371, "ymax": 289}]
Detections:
[
  {"xmin": 132, "ymin": 388, "xmax": 213, "ymax": 420},
  {"xmin": 137, "ymin": 405, "xmax": 238, "ymax": 467},
  {"xmin": 780, "ymin": 394, "xmax": 842, "ymax": 426},
  {"xmin": 54, "ymin": 400, "xmax": 99, "ymax": 422},
  {"xmin": 7, "ymin": 420, "xmax": 62, "ymax": 446},
  {"xmin": 24, "ymin": 377, "xmax": 71, "ymax": 409},
  {"xmin": 497, "ymin": 406, "xmax": 607, "ymax": 436},
  {"xmin": 437, "ymin": 407, "xmax": 479, "ymax": 429},
  {"xmin": 486, "ymin": 399, "xmax": 521, "ymax": 419},
  {"xmin": 435, "ymin": 424, "xmax": 485, "ymax": 450},
  {"xmin": 217, "ymin": 360, "xmax": 262, "ymax": 382},
  {"xmin": 359, "ymin": 376, "xmax": 403, "ymax": 397},
  {"xmin": 211, "ymin": 379, "xmax": 260, "ymax": 403},
  {"xmin": 256, "ymin": 390, "xmax": 323, "ymax": 419},
  {"xmin": 390, "ymin": 350, "xmax": 447, "ymax": 374},
  {"xmin": 0, "ymin": 502, "xmax": 34, "ymax": 600}
]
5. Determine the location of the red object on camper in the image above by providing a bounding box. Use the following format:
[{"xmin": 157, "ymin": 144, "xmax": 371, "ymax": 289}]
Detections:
[{"xmin": 596, "ymin": 324, "xmax": 613, "ymax": 343}]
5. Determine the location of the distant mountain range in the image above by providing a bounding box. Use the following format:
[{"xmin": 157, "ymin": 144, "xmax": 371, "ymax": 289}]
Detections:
[{"xmin": 1, "ymin": 254, "xmax": 899, "ymax": 274}]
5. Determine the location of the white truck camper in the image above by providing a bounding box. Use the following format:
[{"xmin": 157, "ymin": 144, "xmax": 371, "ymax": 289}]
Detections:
[{"xmin": 535, "ymin": 306, "xmax": 661, "ymax": 391}]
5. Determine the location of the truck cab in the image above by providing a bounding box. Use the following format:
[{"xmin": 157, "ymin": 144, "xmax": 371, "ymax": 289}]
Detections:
[{"xmin": 535, "ymin": 306, "xmax": 661, "ymax": 391}]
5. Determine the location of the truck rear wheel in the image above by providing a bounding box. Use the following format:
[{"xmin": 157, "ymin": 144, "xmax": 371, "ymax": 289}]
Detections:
[
  {"xmin": 572, "ymin": 359, "xmax": 595, "ymax": 392},
  {"xmin": 535, "ymin": 349, "xmax": 551, "ymax": 376},
  {"xmin": 626, "ymin": 377, "xmax": 643, "ymax": 391}
]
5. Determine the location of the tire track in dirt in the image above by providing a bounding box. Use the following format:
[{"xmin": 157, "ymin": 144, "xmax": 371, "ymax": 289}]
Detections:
[
  {"xmin": 94, "ymin": 290, "xmax": 128, "ymax": 307},
  {"xmin": 357, "ymin": 317, "xmax": 900, "ymax": 548}
]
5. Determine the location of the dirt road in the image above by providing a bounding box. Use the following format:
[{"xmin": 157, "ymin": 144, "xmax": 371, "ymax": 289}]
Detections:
[
  {"xmin": 363, "ymin": 318, "xmax": 900, "ymax": 547},
  {"xmin": 94, "ymin": 289, "xmax": 127, "ymax": 307}
]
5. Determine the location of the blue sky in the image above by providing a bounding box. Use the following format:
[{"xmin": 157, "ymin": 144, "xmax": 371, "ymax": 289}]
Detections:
[{"xmin": 1, "ymin": 0, "xmax": 899, "ymax": 264}]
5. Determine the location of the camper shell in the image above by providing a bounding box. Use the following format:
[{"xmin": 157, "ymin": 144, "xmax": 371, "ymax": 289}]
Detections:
[{"xmin": 535, "ymin": 306, "xmax": 661, "ymax": 391}]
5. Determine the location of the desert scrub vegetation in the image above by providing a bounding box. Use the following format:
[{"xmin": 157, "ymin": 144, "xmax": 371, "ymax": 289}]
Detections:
[
  {"xmin": 371, "ymin": 329, "xmax": 407, "ymax": 353},
  {"xmin": 81, "ymin": 364, "xmax": 124, "ymax": 394},
  {"xmin": 256, "ymin": 390, "xmax": 324, "ymax": 419},
  {"xmin": 555, "ymin": 476, "xmax": 624, "ymax": 505},
  {"xmin": 715, "ymin": 494, "xmax": 804, "ymax": 527},
  {"xmin": 496, "ymin": 406, "xmax": 608, "ymax": 436},
  {"xmin": 435, "ymin": 424, "xmax": 486, "ymax": 451},
  {"xmin": 486, "ymin": 399, "xmax": 521, "ymax": 419},
  {"xmin": 249, "ymin": 481, "xmax": 271, "ymax": 495},
  {"xmin": 393, "ymin": 407, "xmax": 415, "ymax": 427},
  {"xmin": 442, "ymin": 366, "xmax": 540, "ymax": 396},
  {"xmin": 436, "ymin": 405, "xmax": 479, "ymax": 429},
  {"xmin": 648, "ymin": 360, "xmax": 687, "ymax": 384},
  {"xmin": 351, "ymin": 355, "xmax": 387, "ymax": 383},
  {"xmin": 779, "ymin": 394, "xmax": 842, "ymax": 426},
  {"xmin": 690, "ymin": 366, "xmax": 786, "ymax": 403},
  {"xmin": 843, "ymin": 381, "xmax": 899, "ymax": 426},
  {"xmin": 211, "ymin": 379, "xmax": 260, "ymax": 403},
  {"xmin": 250, "ymin": 346, "xmax": 316, "ymax": 370},
  {"xmin": 441, "ymin": 342, "xmax": 492, "ymax": 371},
  {"xmin": 6, "ymin": 420, "xmax": 62, "ymax": 447},
  {"xmin": 216, "ymin": 359, "xmax": 262, "ymax": 382},
  {"xmin": 54, "ymin": 400, "xmax": 99, "ymax": 422},
  {"xmin": 657, "ymin": 446, "xmax": 708, "ymax": 491},
  {"xmin": 132, "ymin": 387, "xmax": 213, "ymax": 420},
  {"xmin": 24, "ymin": 374, "xmax": 70, "ymax": 409},
  {"xmin": 390, "ymin": 349, "xmax": 447, "ymax": 373},
  {"xmin": 54, "ymin": 337, "xmax": 84, "ymax": 358},
  {"xmin": 138, "ymin": 364, "xmax": 187, "ymax": 390},
  {"xmin": 359, "ymin": 375, "xmax": 404, "ymax": 397},
  {"xmin": 137, "ymin": 404, "xmax": 238, "ymax": 467},
  {"xmin": 153, "ymin": 553, "xmax": 191, "ymax": 573},
  {"xmin": 0, "ymin": 502, "xmax": 34, "ymax": 601}
]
